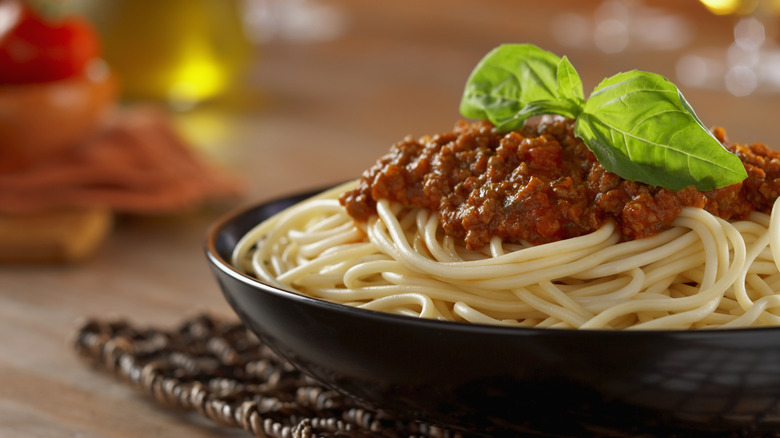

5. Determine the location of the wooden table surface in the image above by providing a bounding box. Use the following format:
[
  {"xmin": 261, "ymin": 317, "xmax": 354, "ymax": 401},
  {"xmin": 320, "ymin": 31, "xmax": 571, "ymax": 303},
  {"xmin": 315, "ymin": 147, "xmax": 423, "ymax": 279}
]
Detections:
[{"xmin": 2, "ymin": 1, "xmax": 779, "ymax": 436}]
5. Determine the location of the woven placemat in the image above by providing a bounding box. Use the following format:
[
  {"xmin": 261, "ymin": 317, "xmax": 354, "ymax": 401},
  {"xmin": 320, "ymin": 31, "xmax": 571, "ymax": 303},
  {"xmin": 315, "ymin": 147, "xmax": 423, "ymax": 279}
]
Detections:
[{"xmin": 73, "ymin": 314, "xmax": 464, "ymax": 438}]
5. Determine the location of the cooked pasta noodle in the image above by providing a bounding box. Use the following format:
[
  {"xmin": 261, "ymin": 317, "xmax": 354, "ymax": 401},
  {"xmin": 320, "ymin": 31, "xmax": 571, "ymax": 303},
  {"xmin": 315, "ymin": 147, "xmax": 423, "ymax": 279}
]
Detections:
[{"xmin": 232, "ymin": 181, "xmax": 780, "ymax": 330}]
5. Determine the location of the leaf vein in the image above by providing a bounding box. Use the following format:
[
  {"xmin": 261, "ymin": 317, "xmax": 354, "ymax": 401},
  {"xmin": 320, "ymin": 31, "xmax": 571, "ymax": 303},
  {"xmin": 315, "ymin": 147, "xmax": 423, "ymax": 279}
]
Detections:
[{"xmin": 591, "ymin": 117, "xmax": 741, "ymax": 173}]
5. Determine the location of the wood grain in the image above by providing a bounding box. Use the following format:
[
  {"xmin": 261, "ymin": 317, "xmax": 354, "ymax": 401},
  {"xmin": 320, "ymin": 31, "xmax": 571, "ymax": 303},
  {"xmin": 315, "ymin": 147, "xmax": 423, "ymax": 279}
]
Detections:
[{"xmin": 0, "ymin": 208, "xmax": 112, "ymax": 263}]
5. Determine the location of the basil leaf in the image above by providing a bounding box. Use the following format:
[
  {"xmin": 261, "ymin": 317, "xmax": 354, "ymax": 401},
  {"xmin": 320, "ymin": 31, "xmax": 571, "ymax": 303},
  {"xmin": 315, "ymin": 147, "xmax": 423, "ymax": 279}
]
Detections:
[
  {"xmin": 458, "ymin": 44, "xmax": 747, "ymax": 192},
  {"xmin": 556, "ymin": 56, "xmax": 584, "ymax": 105},
  {"xmin": 460, "ymin": 44, "xmax": 563, "ymax": 131},
  {"xmin": 575, "ymin": 70, "xmax": 747, "ymax": 191},
  {"xmin": 492, "ymin": 56, "xmax": 586, "ymax": 131},
  {"xmin": 493, "ymin": 100, "xmax": 582, "ymax": 132}
]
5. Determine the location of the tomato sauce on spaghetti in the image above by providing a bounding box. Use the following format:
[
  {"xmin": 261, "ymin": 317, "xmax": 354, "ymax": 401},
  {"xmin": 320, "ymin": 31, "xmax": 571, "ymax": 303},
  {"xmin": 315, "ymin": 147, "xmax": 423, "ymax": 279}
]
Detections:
[{"xmin": 340, "ymin": 117, "xmax": 779, "ymax": 249}]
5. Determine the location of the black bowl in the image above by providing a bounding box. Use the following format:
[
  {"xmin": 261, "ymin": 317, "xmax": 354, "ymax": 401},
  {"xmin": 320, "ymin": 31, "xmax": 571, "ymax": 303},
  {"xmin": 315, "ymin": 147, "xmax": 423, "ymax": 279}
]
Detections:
[{"xmin": 205, "ymin": 188, "xmax": 780, "ymax": 437}]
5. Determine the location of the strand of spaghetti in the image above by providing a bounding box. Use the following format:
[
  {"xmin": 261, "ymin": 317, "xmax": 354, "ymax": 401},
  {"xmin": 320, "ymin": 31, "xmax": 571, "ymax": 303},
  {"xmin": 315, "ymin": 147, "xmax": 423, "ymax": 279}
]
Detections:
[
  {"xmin": 644, "ymin": 237, "xmax": 704, "ymax": 278},
  {"xmin": 412, "ymin": 233, "xmax": 434, "ymax": 262},
  {"xmin": 510, "ymin": 286, "xmax": 589, "ymax": 327},
  {"xmin": 278, "ymin": 236, "xmax": 302, "ymax": 274},
  {"xmin": 535, "ymin": 315, "xmax": 565, "ymax": 328},
  {"xmin": 232, "ymin": 197, "xmax": 344, "ymax": 266},
  {"xmin": 572, "ymin": 268, "xmax": 645, "ymax": 312},
  {"xmin": 379, "ymin": 271, "xmax": 529, "ymax": 303},
  {"xmin": 422, "ymin": 209, "xmax": 459, "ymax": 262},
  {"xmin": 450, "ymin": 240, "xmax": 631, "ymax": 289},
  {"xmin": 289, "ymin": 219, "xmax": 357, "ymax": 245},
  {"xmin": 369, "ymin": 204, "xmax": 620, "ymax": 283},
  {"xmin": 436, "ymin": 228, "xmax": 696, "ymax": 290},
  {"xmin": 698, "ymin": 311, "xmax": 738, "ymax": 327},
  {"xmin": 767, "ymin": 274, "xmax": 780, "ymax": 291},
  {"xmin": 640, "ymin": 246, "xmax": 705, "ymax": 290},
  {"xmin": 592, "ymin": 221, "xmax": 736, "ymax": 326},
  {"xmin": 452, "ymin": 302, "xmax": 526, "ymax": 326},
  {"xmin": 746, "ymin": 273, "xmax": 775, "ymax": 298},
  {"xmin": 318, "ymin": 283, "xmax": 540, "ymax": 315},
  {"xmin": 233, "ymin": 218, "xmax": 278, "ymax": 269},
  {"xmin": 439, "ymin": 235, "xmax": 460, "ymax": 261},
  {"xmin": 294, "ymin": 227, "xmax": 364, "ymax": 259},
  {"xmin": 357, "ymin": 293, "xmax": 439, "ymax": 318},
  {"xmin": 574, "ymin": 228, "xmax": 695, "ymax": 279},
  {"xmin": 251, "ymin": 210, "xmax": 360, "ymax": 280},
  {"xmin": 265, "ymin": 243, "xmax": 289, "ymax": 279},
  {"xmin": 733, "ymin": 216, "xmax": 770, "ymax": 239},
  {"xmin": 752, "ymin": 210, "xmax": 771, "ymax": 227},
  {"xmin": 288, "ymin": 210, "xmax": 353, "ymax": 239},
  {"xmin": 562, "ymin": 276, "xmax": 633, "ymax": 297},
  {"xmin": 537, "ymin": 281, "xmax": 595, "ymax": 320},
  {"xmin": 770, "ymin": 198, "xmax": 780, "ymax": 275},
  {"xmin": 343, "ymin": 259, "xmax": 412, "ymax": 289},
  {"xmin": 732, "ymin": 219, "xmax": 772, "ymax": 311},
  {"xmin": 749, "ymin": 262, "xmax": 779, "ymax": 274},
  {"xmin": 347, "ymin": 258, "xmax": 530, "ymax": 303},
  {"xmin": 721, "ymin": 294, "xmax": 780, "ymax": 327},
  {"xmin": 374, "ymin": 199, "xmax": 619, "ymax": 270},
  {"xmin": 742, "ymin": 273, "xmax": 780, "ymax": 325},
  {"xmin": 275, "ymin": 243, "xmax": 377, "ymax": 284},
  {"xmin": 672, "ymin": 210, "xmax": 729, "ymax": 290},
  {"xmin": 252, "ymin": 251, "xmax": 289, "ymax": 290},
  {"xmin": 272, "ymin": 210, "xmax": 548, "ymax": 316},
  {"xmin": 517, "ymin": 317, "xmax": 544, "ymax": 327},
  {"xmin": 580, "ymin": 211, "xmax": 747, "ymax": 329},
  {"xmin": 432, "ymin": 299, "xmax": 457, "ymax": 320},
  {"xmin": 489, "ymin": 236, "xmax": 510, "ymax": 258},
  {"xmin": 631, "ymin": 295, "xmax": 722, "ymax": 330},
  {"xmin": 610, "ymin": 314, "xmax": 640, "ymax": 329},
  {"xmin": 259, "ymin": 245, "xmax": 290, "ymax": 283},
  {"xmin": 294, "ymin": 273, "xmax": 349, "ymax": 289}
]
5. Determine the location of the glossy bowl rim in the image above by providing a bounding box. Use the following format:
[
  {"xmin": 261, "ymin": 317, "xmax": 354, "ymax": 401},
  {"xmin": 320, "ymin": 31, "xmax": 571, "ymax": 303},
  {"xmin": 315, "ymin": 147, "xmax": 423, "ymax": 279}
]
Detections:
[{"xmin": 205, "ymin": 187, "xmax": 780, "ymax": 338}]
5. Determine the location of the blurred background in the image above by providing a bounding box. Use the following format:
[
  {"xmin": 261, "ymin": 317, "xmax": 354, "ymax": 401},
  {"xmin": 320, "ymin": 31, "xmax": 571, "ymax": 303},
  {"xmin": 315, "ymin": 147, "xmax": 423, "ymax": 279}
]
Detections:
[
  {"xmin": 68, "ymin": 0, "xmax": 780, "ymax": 200},
  {"xmin": 3, "ymin": 1, "xmax": 780, "ymax": 436}
]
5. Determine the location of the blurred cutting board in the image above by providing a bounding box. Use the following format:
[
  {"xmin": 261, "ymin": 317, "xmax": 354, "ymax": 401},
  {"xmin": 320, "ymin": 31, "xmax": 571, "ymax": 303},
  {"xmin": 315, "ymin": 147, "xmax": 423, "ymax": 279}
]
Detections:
[{"xmin": 0, "ymin": 208, "xmax": 113, "ymax": 263}]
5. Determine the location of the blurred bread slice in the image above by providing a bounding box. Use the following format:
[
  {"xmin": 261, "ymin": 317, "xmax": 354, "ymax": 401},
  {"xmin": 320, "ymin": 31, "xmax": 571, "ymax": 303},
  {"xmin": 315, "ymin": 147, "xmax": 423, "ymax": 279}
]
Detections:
[{"xmin": 0, "ymin": 208, "xmax": 112, "ymax": 263}]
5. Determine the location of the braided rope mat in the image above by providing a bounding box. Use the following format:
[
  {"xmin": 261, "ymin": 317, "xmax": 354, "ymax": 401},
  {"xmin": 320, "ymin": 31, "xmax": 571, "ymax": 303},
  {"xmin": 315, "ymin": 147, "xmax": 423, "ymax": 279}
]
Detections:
[{"xmin": 73, "ymin": 314, "xmax": 464, "ymax": 438}]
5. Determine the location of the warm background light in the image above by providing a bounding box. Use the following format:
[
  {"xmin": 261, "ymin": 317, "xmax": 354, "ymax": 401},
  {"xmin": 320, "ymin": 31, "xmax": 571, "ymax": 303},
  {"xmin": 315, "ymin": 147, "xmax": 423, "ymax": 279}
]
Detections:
[
  {"xmin": 698, "ymin": 0, "xmax": 780, "ymax": 15},
  {"xmin": 75, "ymin": 0, "xmax": 252, "ymax": 109}
]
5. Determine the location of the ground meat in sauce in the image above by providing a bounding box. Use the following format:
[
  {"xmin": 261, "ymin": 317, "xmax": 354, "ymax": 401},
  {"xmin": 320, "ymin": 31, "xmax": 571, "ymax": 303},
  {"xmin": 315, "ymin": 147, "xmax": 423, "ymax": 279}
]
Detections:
[{"xmin": 339, "ymin": 117, "xmax": 780, "ymax": 250}]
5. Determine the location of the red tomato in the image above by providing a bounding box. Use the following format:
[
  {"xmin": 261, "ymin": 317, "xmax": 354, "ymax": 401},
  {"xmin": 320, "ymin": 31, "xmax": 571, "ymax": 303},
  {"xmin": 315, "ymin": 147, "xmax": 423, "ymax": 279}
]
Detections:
[{"xmin": 0, "ymin": 0, "xmax": 100, "ymax": 84}]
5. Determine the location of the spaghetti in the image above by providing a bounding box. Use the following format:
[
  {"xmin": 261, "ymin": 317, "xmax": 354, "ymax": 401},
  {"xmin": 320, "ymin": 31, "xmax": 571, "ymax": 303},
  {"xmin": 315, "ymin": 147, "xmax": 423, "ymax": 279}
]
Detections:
[
  {"xmin": 232, "ymin": 118, "xmax": 780, "ymax": 330},
  {"xmin": 231, "ymin": 180, "xmax": 780, "ymax": 330}
]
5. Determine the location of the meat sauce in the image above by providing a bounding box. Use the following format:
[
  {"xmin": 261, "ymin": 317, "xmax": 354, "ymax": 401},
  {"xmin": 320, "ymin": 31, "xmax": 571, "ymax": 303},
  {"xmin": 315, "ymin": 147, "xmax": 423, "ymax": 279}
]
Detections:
[{"xmin": 340, "ymin": 117, "xmax": 780, "ymax": 250}]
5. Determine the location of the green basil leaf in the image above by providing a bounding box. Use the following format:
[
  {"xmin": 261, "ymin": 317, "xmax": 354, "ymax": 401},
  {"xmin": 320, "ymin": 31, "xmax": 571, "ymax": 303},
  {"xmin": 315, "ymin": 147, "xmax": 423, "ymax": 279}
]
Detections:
[
  {"xmin": 492, "ymin": 56, "xmax": 585, "ymax": 131},
  {"xmin": 459, "ymin": 44, "xmax": 747, "ymax": 192},
  {"xmin": 495, "ymin": 99, "xmax": 582, "ymax": 132},
  {"xmin": 459, "ymin": 44, "xmax": 563, "ymax": 131},
  {"xmin": 575, "ymin": 70, "xmax": 747, "ymax": 191},
  {"xmin": 556, "ymin": 56, "xmax": 584, "ymax": 105}
]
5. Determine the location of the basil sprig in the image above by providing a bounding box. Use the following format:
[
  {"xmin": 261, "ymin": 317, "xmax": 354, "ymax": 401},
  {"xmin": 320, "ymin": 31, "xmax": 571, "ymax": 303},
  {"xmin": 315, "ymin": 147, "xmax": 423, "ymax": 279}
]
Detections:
[{"xmin": 459, "ymin": 44, "xmax": 747, "ymax": 191}]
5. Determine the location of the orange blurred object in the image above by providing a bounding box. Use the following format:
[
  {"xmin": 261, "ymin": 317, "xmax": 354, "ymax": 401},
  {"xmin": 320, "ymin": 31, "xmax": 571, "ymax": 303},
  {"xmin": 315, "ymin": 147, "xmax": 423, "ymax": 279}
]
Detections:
[
  {"xmin": 0, "ymin": 0, "xmax": 244, "ymax": 262},
  {"xmin": 0, "ymin": 65, "xmax": 117, "ymax": 171},
  {"xmin": 0, "ymin": 0, "xmax": 114, "ymax": 170},
  {"xmin": 0, "ymin": 105, "xmax": 243, "ymax": 215}
]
